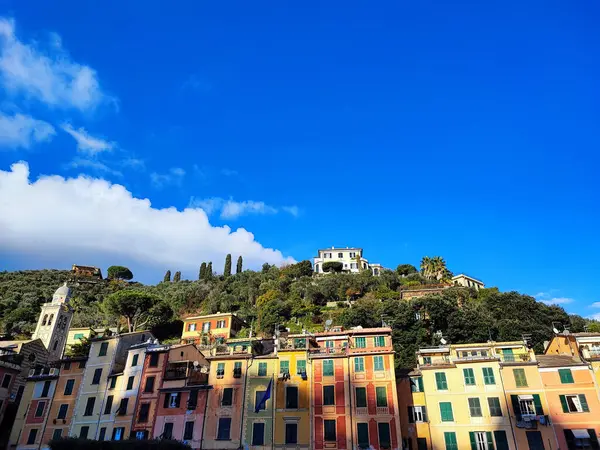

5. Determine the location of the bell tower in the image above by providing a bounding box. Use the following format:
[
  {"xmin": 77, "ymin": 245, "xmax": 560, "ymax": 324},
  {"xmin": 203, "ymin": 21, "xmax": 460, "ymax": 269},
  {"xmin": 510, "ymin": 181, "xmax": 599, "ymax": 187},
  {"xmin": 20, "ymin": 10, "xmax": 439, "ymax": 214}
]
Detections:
[{"xmin": 32, "ymin": 282, "xmax": 74, "ymax": 361}]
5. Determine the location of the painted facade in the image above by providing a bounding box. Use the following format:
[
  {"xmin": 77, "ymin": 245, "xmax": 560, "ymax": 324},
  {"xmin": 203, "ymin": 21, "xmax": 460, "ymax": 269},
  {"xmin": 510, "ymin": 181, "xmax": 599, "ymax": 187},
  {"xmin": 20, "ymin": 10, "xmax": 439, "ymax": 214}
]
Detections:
[
  {"xmin": 181, "ymin": 312, "xmax": 246, "ymax": 346},
  {"xmin": 0, "ymin": 351, "xmax": 21, "ymax": 426}
]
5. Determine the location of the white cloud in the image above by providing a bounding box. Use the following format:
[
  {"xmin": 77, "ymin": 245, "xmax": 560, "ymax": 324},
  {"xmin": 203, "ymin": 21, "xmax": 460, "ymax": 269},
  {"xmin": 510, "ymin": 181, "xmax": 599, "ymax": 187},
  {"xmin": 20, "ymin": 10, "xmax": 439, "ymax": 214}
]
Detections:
[
  {"xmin": 588, "ymin": 312, "xmax": 600, "ymax": 321},
  {"xmin": 67, "ymin": 157, "xmax": 122, "ymax": 177},
  {"xmin": 61, "ymin": 123, "xmax": 114, "ymax": 154},
  {"xmin": 0, "ymin": 112, "xmax": 55, "ymax": 149},
  {"xmin": 150, "ymin": 167, "xmax": 186, "ymax": 187},
  {"xmin": 0, "ymin": 17, "xmax": 113, "ymax": 111},
  {"xmin": 0, "ymin": 162, "xmax": 294, "ymax": 279},
  {"xmin": 539, "ymin": 297, "xmax": 574, "ymax": 306},
  {"xmin": 189, "ymin": 197, "xmax": 299, "ymax": 220},
  {"xmin": 590, "ymin": 302, "xmax": 600, "ymax": 308}
]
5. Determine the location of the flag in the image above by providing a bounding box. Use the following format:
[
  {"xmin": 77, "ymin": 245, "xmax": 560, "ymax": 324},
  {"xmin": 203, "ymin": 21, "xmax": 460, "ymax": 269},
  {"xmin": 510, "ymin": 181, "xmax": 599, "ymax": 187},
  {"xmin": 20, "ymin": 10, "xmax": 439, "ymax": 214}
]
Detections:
[{"xmin": 255, "ymin": 379, "xmax": 272, "ymax": 413}]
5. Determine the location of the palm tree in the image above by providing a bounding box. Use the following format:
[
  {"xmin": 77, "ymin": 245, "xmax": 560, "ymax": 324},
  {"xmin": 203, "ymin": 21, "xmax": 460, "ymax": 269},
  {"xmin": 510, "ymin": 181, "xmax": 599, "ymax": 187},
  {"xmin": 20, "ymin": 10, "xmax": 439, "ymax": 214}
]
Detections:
[{"xmin": 420, "ymin": 256, "xmax": 433, "ymax": 279}]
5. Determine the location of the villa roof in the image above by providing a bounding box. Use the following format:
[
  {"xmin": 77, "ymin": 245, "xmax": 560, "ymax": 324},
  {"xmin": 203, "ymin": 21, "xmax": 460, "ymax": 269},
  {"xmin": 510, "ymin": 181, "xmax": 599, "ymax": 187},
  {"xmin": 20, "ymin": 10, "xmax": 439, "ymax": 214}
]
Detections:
[
  {"xmin": 452, "ymin": 274, "xmax": 484, "ymax": 284},
  {"xmin": 536, "ymin": 354, "xmax": 587, "ymax": 368}
]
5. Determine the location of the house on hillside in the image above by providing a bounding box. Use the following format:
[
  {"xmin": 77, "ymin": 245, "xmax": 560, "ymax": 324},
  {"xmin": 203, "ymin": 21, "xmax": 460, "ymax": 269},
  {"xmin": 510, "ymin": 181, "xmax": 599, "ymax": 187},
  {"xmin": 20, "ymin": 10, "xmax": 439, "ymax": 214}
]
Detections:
[
  {"xmin": 452, "ymin": 274, "xmax": 485, "ymax": 290},
  {"xmin": 313, "ymin": 247, "xmax": 383, "ymax": 276}
]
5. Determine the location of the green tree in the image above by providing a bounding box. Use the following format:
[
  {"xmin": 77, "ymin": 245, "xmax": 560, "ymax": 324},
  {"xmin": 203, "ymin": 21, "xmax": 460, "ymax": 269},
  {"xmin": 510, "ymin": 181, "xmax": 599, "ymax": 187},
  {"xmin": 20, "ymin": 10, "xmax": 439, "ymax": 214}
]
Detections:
[
  {"xmin": 396, "ymin": 264, "xmax": 417, "ymax": 276},
  {"xmin": 173, "ymin": 271, "xmax": 181, "ymax": 282},
  {"xmin": 236, "ymin": 256, "xmax": 243, "ymax": 274},
  {"xmin": 102, "ymin": 290, "xmax": 162, "ymax": 332},
  {"xmin": 322, "ymin": 261, "xmax": 343, "ymax": 273},
  {"xmin": 107, "ymin": 266, "xmax": 133, "ymax": 281},
  {"xmin": 163, "ymin": 270, "xmax": 171, "ymax": 283},
  {"xmin": 224, "ymin": 254, "xmax": 232, "ymax": 277},
  {"xmin": 206, "ymin": 262, "xmax": 213, "ymax": 279},
  {"xmin": 262, "ymin": 263, "xmax": 271, "ymax": 273},
  {"xmin": 67, "ymin": 334, "xmax": 95, "ymax": 357},
  {"xmin": 199, "ymin": 263, "xmax": 207, "ymax": 280}
]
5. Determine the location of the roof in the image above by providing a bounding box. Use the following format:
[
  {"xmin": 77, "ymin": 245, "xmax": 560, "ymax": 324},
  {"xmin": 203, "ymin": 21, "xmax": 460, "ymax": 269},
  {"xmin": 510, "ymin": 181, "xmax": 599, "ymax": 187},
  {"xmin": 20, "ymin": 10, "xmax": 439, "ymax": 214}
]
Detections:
[
  {"xmin": 536, "ymin": 355, "xmax": 587, "ymax": 368},
  {"xmin": 318, "ymin": 247, "xmax": 363, "ymax": 252},
  {"xmin": 452, "ymin": 274, "xmax": 484, "ymax": 284},
  {"xmin": 183, "ymin": 312, "xmax": 246, "ymax": 322},
  {"xmin": 572, "ymin": 332, "xmax": 600, "ymax": 338}
]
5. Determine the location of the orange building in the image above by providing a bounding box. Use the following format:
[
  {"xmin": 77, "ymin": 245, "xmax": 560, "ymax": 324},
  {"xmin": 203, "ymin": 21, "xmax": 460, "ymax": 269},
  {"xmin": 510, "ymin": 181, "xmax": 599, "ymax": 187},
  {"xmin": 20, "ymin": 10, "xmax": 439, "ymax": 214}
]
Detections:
[
  {"xmin": 180, "ymin": 313, "xmax": 246, "ymax": 346},
  {"xmin": 537, "ymin": 354, "xmax": 600, "ymax": 449}
]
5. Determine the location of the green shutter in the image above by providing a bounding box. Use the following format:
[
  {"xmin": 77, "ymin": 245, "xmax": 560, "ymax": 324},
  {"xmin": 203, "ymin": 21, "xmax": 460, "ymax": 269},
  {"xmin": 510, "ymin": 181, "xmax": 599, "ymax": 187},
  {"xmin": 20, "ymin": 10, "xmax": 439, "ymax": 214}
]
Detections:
[
  {"xmin": 444, "ymin": 432, "xmax": 458, "ymax": 450},
  {"xmin": 579, "ymin": 394, "xmax": 590, "ymax": 412},
  {"xmin": 559, "ymin": 368, "xmax": 574, "ymax": 384},
  {"xmin": 436, "ymin": 372, "xmax": 448, "ymax": 390},
  {"xmin": 483, "ymin": 367, "xmax": 496, "ymax": 385},
  {"xmin": 376, "ymin": 387, "xmax": 387, "ymax": 407},
  {"xmin": 559, "ymin": 395, "xmax": 569, "ymax": 413},
  {"xmin": 513, "ymin": 368, "xmax": 527, "ymax": 387},
  {"xmin": 511, "ymin": 395, "xmax": 522, "ymax": 421},
  {"xmin": 418, "ymin": 377, "xmax": 424, "ymax": 392},
  {"xmin": 469, "ymin": 432, "xmax": 477, "ymax": 450},
  {"xmin": 440, "ymin": 402, "xmax": 454, "ymax": 422},
  {"xmin": 532, "ymin": 394, "xmax": 543, "ymax": 415},
  {"xmin": 463, "ymin": 368, "xmax": 475, "ymax": 385},
  {"xmin": 486, "ymin": 432, "xmax": 495, "ymax": 450},
  {"xmin": 494, "ymin": 430, "xmax": 509, "ymax": 450}
]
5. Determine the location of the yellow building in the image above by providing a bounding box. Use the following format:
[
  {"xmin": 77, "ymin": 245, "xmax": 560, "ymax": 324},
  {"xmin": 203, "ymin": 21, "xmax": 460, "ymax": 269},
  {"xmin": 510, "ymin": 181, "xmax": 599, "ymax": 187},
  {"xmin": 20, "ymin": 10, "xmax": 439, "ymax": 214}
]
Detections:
[
  {"xmin": 417, "ymin": 342, "xmax": 538, "ymax": 450},
  {"xmin": 65, "ymin": 327, "xmax": 118, "ymax": 355},
  {"xmin": 181, "ymin": 313, "xmax": 246, "ymax": 346},
  {"xmin": 273, "ymin": 333, "xmax": 313, "ymax": 449},
  {"xmin": 398, "ymin": 369, "xmax": 432, "ymax": 450},
  {"xmin": 545, "ymin": 332, "xmax": 600, "ymax": 387}
]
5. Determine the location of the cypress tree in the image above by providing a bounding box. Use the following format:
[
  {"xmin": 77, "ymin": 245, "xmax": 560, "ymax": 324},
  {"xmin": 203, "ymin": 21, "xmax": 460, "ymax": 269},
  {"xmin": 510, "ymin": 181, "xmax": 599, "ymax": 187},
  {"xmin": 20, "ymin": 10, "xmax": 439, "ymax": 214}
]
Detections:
[
  {"xmin": 236, "ymin": 256, "xmax": 243, "ymax": 274},
  {"xmin": 173, "ymin": 271, "xmax": 181, "ymax": 282},
  {"xmin": 163, "ymin": 270, "xmax": 171, "ymax": 282},
  {"xmin": 224, "ymin": 254, "xmax": 232, "ymax": 277},
  {"xmin": 206, "ymin": 262, "xmax": 213, "ymax": 279},
  {"xmin": 199, "ymin": 263, "xmax": 207, "ymax": 280}
]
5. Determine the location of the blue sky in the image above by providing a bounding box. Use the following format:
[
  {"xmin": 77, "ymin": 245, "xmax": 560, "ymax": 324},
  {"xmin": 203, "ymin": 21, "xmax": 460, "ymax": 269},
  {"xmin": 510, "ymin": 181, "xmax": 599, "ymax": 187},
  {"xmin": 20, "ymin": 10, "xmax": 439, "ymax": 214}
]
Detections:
[{"xmin": 0, "ymin": 1, "xmax": 598, "ymax": 318}]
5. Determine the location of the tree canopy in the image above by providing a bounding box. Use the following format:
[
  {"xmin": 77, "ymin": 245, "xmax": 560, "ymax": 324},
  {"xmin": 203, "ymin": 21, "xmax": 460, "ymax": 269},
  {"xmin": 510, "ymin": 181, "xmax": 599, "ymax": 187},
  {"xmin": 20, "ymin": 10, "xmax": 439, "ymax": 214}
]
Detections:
[
  {"xmin": 107, "ymin": 266, "xmax": 133, "ymax": 281},
  {"xmin": 102, "ymin": 290, "xmax": 169, "ymax": 333}
]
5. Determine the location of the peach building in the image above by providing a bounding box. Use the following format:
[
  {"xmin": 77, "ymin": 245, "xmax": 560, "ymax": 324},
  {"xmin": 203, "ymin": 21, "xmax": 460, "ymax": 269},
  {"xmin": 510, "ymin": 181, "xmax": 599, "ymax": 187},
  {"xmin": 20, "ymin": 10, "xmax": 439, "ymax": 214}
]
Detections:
[{"xmin": 181, "ymin": 312, "xmax": 246, "ymax": 346}]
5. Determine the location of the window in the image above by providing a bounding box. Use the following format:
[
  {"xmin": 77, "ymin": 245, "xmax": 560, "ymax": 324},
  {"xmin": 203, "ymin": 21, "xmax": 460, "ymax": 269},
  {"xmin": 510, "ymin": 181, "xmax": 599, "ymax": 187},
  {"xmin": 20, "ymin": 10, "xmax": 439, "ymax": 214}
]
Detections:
[
  {"xmin": 408, "ymin": 405, "xmax": 428, "ymax": 423},
  {"xmin": 286, "ymin": 386, "xmax": 299, "ymax": 409},
  {"xmin": 112, "ymin": 427, "xmax": 125, "ymax": 441},
  {"xmin": 411, "ymin": 377, "xmax": 424, "ymax": 393},
  {"xmin": 357, "ymin": 423, "xmax": 369, "ymax": 448},
  {"xmin": 468, "ymin": 398, "xmax": 483, "ymax": 417},
  {"xmin": 469, "ymin": 432, "xmax": 495, "ymax": 450},
  {"xmin": 252, "ymin": 422, "xmax": 265, "ymax": 445},
  {"xmin": 463, "ymin": 368, "xmax": 476, "ymax": 386},
  {"xmin": 216, "ymin": 362, "xmax": 225, "ymax": 378},
  {"xmin": 79, "ymin": 426, "xmax": 89, "ymax": 439},
  {"xmin": 350, "ymin": 263, "xmax": 357, "ymax": 269},
  {"xmin": 35, "ymin": 401, "xmax": 46, "ymax": 417},
  {"xmin": 560, "ymin": 394, "xmax": 590, "ymax": 413},
  {"xmin": 444, "ymin": 432, "xmax": 458, "ymax": 450},
  {"xmin": 376, "ymin": 387, "xmax": 388, "ymax": 407},
  {"xmin": 103, "ymin": 395, "xmax": 113, "ymax": 414},
  {"xmin": 439, "ymin": 402, "xmax": 454, "ymax": 422},
  {"xmin": 109, "ymin": 376, "xmax": 117, "ymax": 389},
  {"xmin": 323, "ymin": 359, "xmax": 334, "ymax": 376},
  {"xmin": 297, "ymin": 359, "xmax": 306, "ymax": 375},
  {"xmin": 184, "ymin": 421, "xmax": 194, "ymax": 440},
  {"xmin": 188, "ymin": 390, "xmax": 199, "ymax": 409},
  {"xmin": 355, "ymin": 387, "xmax": 367, "ymax": 407},
  {"xmin": 233, "ymin": 361, "xmax": 242, "ymax": 377},
  {"xmin": 149, "ymin": 353, "xmax": 159, "ymax": 367},
  {"xmin": 138, "ymin": 403, "xmax": 150, "ymax": 422},
  {"xmin": 188, "ymin": 323, "xmax": 197, "ymax": 332},
  {"xmin": 1, "ymin": 374, "xmax": 12, "ymax": 388},
  {"xmin": 98, "ymin": 427, "xmax": 107, "ymax": 441},
  {"xmin": 374, "ymin": 336, "xmax": 385, "ymax": 347},
  {"xmin": 513, "ymin": 368, "xmax": 528, "ymax": 387},
  {"xmin": 41, "ymin": 380, "xmax": 51, "ymax": 397},
  {"xmin": 132, "ymin": 354, "xmax": 139, "ymax": 366},
  {"xmin": 285, "ymin": 423, "xmax": 298, "ymax": 444},
  {"xmin": 435, "ymin": 372, "xmax": 448, "ymax": 390},
  {"xmin": 73, "ymin": 333, "xmax": 84, "ymax": 340},
  {"xmin": 280, "ymin": 360, "xmax": 290, "ymax": 375},
  {"xmin": 63, "ymin": 361, "xmax": 71, "ymax": 370},
  {"xmin": 514, "ymin": 395, "xmax": 540, "ymax": 417},
  {"xmin": 92, "ymin": 368, "xmax": 102, "ymax": 385},
  {"xmin": 79, "ymin": 360, "xmax": 86, "ymax": 369},
  {"xmin": 350, "ymin": 252, "xmax": 356, "ymax": 258},
  {"xmin": 216, "ymin": 320, "xmax": 226, "ymax": 328},
  {"xmin": 488, "ymin": 397, "xmax": 503, "ymax": 416},
  {"xmin": 217, "ymin": 417, "xmax": 231, "ymax": 440},
  {"xmin": 52, "ymin": 429, "xmax": 63, "ymax": 441},
  {"xmin": 84, "ymin": 397, "xmax": 95, "ymax": 416},
  {"xmin": 325, "ymin": 340, "xmax": 334, "ymax": 348},
  {"xmin": 495, "ymin": 431, "xmax": 510, "ymax": 450},
  {"xmin": 354, "ymin": 357, "xmax": 365, "ymax": 372},
  {"xmin": 126, "ymin": 376, "xmax": 135, "ymax": 390},
  {"xmin": 98, "ymin": 342, "xmax": 108, "ymax": 357},
  {"xmin": 482, "ymin": 367, "xmax": 496, "ymax": 385},
  {"xmin": 324, "ymin": 419, "xmax": 336, "ymax": 441},
  {"xmin": 53, "ymin": 340, "xmax": 59, "ymax": 351},
  {"xmin": 422, "ymin": 356, "xmax": 431, "ymax": 365},
  {"xmin": 258, "ymin": 362, "xmax": 267, "ymax": 376},
  {"xmin": 373, "ymin": 355, "xmax": 384, "ymax": 371},
  {"xmin": 117, "ymin": 398, "xmax": 128, "ymax": 415},
  {"xmin": 48, "ymin": 314, "xmax": 54, "ymax": 326},
  {"xmin": 378, "ymin": 423, "xmax": 391, "ymax": 448},
  {"xmin": 355, "ymin": 337, "xmax": 366, "ymax": 348},
  {"xmin": 202, "ymin": 322, "xmax": 211, "ymax": 333},
  {"xmin": 144, "ymin": 376, "xmax": 155, "ymax": 393},
  {"xmin": 502, "ymin": 348, "xmax": 515, "ymax": 362},
  {"xmin": 162, "ymin": 423, "xmax": 173, "ymax": 440},
  {"xmin": 222, "ymin": 388, "xmax": 233, "ymax": 406},
  {"xmin": 559, "ymin": 368, "xmax": 574, "ymax": 384},
  {"xmin": 27, "ymin": 429, "xmax": 38, "ymax": 445},
  {"xmin": 164, "ymin": 392, "xmax": 181, "ymax": 409},
  {"xmin": 323, "ymin": 385, "xmax": 335, "ymax": 405}
]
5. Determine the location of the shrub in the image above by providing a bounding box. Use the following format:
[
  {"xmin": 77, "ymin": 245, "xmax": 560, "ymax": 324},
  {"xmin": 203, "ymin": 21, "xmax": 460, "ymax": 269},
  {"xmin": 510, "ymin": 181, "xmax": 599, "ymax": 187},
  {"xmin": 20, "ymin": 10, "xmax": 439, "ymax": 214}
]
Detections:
[{"xmin": 322, "ymin": 262, "xmax": 343, "ymax": 273}]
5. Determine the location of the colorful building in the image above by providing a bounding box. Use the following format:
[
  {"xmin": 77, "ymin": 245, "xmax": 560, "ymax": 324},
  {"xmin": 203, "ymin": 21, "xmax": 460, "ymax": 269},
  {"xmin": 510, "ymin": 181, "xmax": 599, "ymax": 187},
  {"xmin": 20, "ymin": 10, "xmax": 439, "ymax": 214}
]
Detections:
[
  {"xmin": 398, "ymin": 369, "xmax": 431, "ymax": 450},
  {"xmin": 181, "ymin": 312, "xmax": 246, "ymax": 346},
  {"xmin": 545, "ymin": 332, "xmax": 600, "ymax": 389},
  {"xmin": 537, "ymin": 354, "xmax": 600, "ymax": 449},
  {"xmin": 0, "ymin": 350, "xmax": 21, "ymax": 427}
]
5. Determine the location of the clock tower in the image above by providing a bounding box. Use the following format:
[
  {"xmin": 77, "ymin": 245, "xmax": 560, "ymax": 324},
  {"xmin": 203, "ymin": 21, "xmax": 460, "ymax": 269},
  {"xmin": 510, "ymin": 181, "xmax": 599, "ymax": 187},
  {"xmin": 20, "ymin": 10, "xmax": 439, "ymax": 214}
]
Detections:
[{"xmin": 32, "ymin": 283, "xmax": 74, "ymax": 361}]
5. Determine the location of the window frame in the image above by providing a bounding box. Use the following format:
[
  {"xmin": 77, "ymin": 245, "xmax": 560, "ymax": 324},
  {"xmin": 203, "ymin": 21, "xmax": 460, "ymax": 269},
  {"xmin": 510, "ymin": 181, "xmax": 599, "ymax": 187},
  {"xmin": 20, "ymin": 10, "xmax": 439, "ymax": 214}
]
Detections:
[
  {"xmin": 217, "ymin": 417, "xmax": 232, "ymax": 440},
  {"xmin": 435, "ymin": 372, "xmax": 448, "ymax": 390},
  {"xmin": 323, "ymin": 385, "xmax": 335, "ymax": 406},
  {"xmin": 488, "ymin": 397, "xmax": 503, "ymax": 417},
  {"xmin": 323, "ymin": 359, "xmax": 334, "ymax": 376},
  {"xmin": 373, "ymin": 355, "xmax": 384, "ymax": 371},
  {"xmin": 482, "ymin": 367, "xmax": 496, "ymax": 385},
  {"xmin": 375, "ymin": 386, "xmax": 388, "ymax": 407},
  {"xmin": 463, "ymin": 368, "xmax": 476, "ymax": 386},
  {"xmin": 355, "ymin": 387, "xmax": 367, "ymax": 408},
  {"xmin": 324, "ymin": 419, "xmax": 337, "ymax": 442},
  {"xmin": 354, "ymin": 357, "xmax": 365, "ymax": 373},
  {"xmin": 468, "ymin": 397, "xmax": 483, "ymax": 417},
  {"xmin": 285, "ymin": 422, "xmax": 298, "ymax": 445}
]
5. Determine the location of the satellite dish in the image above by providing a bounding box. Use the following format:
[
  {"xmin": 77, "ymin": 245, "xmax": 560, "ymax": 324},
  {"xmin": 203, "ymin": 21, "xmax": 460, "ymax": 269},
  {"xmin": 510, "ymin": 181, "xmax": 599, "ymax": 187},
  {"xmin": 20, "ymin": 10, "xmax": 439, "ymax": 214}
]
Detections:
[
  {"xmin": 553, "ymin": 327, "xmax": 560, "ymax": 334},
  {"xmin": 325, "ymin": 319, "xmax": 333, "ymax": 326},
  {"xmin": 440, "ymin": 338, "xmax": 447, "ymax": 345}
]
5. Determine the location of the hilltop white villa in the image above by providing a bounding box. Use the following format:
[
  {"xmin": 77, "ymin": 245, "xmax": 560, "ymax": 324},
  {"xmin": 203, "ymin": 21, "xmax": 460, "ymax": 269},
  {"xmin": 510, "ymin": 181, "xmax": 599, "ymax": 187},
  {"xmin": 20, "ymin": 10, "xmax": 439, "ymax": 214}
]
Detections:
[
  {"xmin": 313, "ymin": 246, "xmax": 383, "ymax": 276},
  {"xmin": 452, "ymin": 273, "xmax": 485, "ymax": 290}
]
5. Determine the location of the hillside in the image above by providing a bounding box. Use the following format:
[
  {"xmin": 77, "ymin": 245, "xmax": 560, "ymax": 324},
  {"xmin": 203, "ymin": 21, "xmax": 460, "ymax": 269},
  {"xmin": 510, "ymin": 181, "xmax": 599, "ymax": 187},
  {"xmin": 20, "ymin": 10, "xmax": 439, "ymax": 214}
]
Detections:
[{"xmin": 1, "ymin": 263, "xmax": 596, "ymax": 368}]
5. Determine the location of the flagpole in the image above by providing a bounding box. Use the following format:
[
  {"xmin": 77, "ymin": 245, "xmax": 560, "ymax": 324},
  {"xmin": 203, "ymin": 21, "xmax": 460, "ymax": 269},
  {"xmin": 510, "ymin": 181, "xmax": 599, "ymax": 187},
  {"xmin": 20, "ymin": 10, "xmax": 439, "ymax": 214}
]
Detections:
[{"xmin": 271, "ymin": 372, "xmax": 275, "ymax": 450}]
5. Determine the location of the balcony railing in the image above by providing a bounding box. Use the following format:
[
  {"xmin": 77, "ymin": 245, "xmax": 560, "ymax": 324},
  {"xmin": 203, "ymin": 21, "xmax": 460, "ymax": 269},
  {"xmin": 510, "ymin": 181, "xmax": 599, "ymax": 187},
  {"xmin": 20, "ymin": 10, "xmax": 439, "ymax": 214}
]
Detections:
[
  {"xmin": 499, "ymin": 353, "xmax": 531, "ymax": 363},
  {"xmin": 583, "ymin": 348, "xmax": 600, "ymax": 359},
  {"xmin": 309, "ymin": 347, "xmax": 348, "ymax": 357},
  {"xmin": 420, "ymin": 357, "xmax": 451, "ymax": 366},
  {"xmin": 454, "ymin": 354, "xmax": 498, "ymax": 362}
]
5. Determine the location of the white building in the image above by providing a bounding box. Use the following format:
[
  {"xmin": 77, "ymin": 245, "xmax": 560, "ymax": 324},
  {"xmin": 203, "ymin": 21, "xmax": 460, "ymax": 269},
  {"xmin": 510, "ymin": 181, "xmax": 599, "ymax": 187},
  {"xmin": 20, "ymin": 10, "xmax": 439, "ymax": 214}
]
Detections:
[
  {"xmin": 313, "ymin": 247, "xmax": 383, "ymax": 276},
  {"xmin": 451, "ymin": 273, "xmax": 485, "ymax": 290}
]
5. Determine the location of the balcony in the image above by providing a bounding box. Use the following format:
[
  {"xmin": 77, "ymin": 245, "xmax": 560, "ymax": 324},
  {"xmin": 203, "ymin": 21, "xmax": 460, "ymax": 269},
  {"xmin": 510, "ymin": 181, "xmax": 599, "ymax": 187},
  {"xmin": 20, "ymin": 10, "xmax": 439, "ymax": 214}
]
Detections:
[
  {"xmin": 582, "ymin": 348, "xmax": 600, "ymax": 360},
  {"xmin": 499, "ymin": 353, "xmax": 532, "ymax": 363},
  {"xmin": 454, "ymin": 354, "xmax": 498, "ymax": 362},
  {"xmin": 420, "ymin": 357, "xmax": 452, "ymax": 367},
  {"xmin": 355, "ymin": 407, "xmax": 368, "ymax": 415},
  {"xmin": 309, "ymin": 347, "xmax": 348, "ymax": 358},
  {"xmin": 164, "ymin": 362, "xmax": 209, "ymax": 386},
  {"xmin": 376, "ymin": 406, "xmax": 390, "ymax": 415}
]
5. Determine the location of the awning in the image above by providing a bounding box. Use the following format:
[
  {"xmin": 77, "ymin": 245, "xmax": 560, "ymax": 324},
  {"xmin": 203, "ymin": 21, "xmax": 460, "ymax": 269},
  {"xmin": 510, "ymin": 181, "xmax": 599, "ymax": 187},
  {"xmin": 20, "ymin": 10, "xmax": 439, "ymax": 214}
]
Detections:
[
  {"xmin": 518, "ymin": 395, "xmax": 534, "ymax": 400},
  {"xmin": 572, "ymin": 430, "xmax": 591, "ymax": 439}
]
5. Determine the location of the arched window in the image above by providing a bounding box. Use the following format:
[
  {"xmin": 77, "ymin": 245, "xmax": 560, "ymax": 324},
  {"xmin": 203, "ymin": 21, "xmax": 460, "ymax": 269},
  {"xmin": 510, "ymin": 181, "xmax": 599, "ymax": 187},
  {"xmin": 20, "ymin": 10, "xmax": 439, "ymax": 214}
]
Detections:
[
  {"xmin": 53, "ymin": 340, "xmax": 59, "ymax": 351},
  {"xmin": 315, "ymin": 264, "xmax": 319, "ymax": 273},
  {"xmin": 48, "ymin": 314, "xmax": 54, "ymax": 326},
  {"xmin": 42, "ymin": 314, "xmax": 48, "ymax": 326}
]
